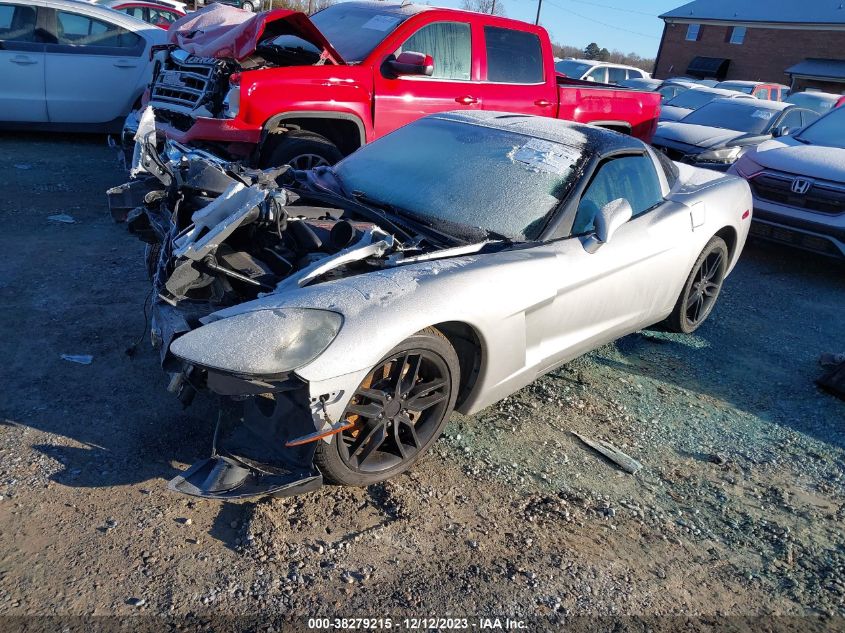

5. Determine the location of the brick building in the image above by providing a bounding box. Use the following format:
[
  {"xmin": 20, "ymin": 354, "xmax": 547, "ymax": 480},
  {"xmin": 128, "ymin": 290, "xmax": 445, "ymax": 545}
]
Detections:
[{"xmin": 653, "ymin": 0, "xmax": 845, "ymax": 93}]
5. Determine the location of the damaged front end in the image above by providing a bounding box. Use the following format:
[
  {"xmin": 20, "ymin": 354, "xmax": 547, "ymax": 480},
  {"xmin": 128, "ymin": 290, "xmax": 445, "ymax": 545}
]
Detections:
[{"xmin": 109, "ymin": 135, "xmax": 410, "ymax": 500}]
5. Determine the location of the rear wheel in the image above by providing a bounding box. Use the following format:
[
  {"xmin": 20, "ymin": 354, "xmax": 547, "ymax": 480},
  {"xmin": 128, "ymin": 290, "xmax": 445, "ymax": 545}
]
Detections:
[
  {"xmin": 314, "ymin": 328, "xmax": 459, "ymax": 487},
  {"xmin": 261, "ymin": 131, "xmax": 343, "ymax": 170},
  {"xmin": 666, "ymin": 236, "xmax": 729, "ymax": 333},
  {"xmin": 241, "ymin": 1, "xmax": 255, "ymax": 11}
]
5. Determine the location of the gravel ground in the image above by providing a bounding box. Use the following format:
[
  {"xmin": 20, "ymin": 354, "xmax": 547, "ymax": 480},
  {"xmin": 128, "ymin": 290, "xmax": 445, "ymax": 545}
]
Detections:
[{"xmin": 1, "ymin": 132, "xmax": 844, "ymax": 630}]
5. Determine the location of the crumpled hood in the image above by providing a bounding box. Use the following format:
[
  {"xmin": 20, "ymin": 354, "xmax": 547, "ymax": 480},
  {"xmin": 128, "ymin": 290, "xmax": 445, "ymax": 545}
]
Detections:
[
  {"xmin": 655, "ymin": 122, "xmax": 751, "ymax": 149},
  {"xmin": 167, "ymin": 4, "xmax": 344, "ymax": 64},
  {"xmin": 749, "ymin": 137, "xmax": 845, "ymax": 182}
]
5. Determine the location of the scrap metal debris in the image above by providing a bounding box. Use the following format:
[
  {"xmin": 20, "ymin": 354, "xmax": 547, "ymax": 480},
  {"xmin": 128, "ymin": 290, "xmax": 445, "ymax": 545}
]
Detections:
[
  {"xmin": 60, "ymin": 354, "xmax": 93, "ymax": 365},
  {"xmin": 817, "ymin": 352, "xmax": 845, "ymax": 401},
  {"xmin": 48, "ymin": 214, "xmax": 76, "ymax": 224},
  {"xmin": 571, "ymin": 431, "xmax": 643, "ymax": 474}
]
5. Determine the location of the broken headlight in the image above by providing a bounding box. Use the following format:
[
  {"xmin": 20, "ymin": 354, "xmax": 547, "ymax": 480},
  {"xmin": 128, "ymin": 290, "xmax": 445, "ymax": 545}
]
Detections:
[{"xmin": 170, "ymin": 308, "xmax": 342, "ymax": 376}]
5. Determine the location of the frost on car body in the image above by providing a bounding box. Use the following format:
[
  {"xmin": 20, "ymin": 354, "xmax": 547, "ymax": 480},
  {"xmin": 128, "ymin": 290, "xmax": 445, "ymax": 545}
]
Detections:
[{"xmin": 112, "ymin": 111, "xmax": 753, "ymax": 500}]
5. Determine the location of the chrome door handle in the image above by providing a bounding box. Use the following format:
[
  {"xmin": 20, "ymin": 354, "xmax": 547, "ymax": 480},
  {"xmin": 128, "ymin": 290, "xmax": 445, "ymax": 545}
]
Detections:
[
  {"xmin": 534, "ymin": 99, "xmax": 553, "ymax": 107},
  {"xmin": 455, "ymin": 95, "xmax": 478, "ymax": 105}
]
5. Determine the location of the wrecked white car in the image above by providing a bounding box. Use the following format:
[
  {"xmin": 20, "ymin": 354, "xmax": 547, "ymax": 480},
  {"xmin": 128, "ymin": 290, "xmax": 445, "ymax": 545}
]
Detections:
[{"xmin": 112, "ymin": 111, "xmax": 752, "ymax": 499}]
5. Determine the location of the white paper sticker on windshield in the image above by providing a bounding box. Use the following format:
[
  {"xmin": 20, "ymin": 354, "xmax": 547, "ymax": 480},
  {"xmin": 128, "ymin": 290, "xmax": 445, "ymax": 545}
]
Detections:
[
  {"xmin": 752, "ymin": 109, "xmax": 775, "ymax": 120},
  {"xmin": 509, "ymin": 139, "xmax": 580, "ymax": 175},
  {"xmin": 362, "ymin": 15, "xmax": 401, "ymax": 31}
]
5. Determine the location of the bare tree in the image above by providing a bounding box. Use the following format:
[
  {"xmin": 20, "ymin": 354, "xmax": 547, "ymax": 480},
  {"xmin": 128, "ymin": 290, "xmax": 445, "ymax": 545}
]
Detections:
[
  {"xmin": 269, "ymin": 0, "xmax": 334, "ymax": 14},
  {"xmin": 460, "ymin": 0, "xmax": 505, "ymax": 16}
]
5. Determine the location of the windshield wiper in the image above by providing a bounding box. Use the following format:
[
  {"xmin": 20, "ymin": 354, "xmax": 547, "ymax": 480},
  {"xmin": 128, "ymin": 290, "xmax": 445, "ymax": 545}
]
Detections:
[{"xmin": 350, "ymin": 191, "xmax": 460, "ymax": 247}]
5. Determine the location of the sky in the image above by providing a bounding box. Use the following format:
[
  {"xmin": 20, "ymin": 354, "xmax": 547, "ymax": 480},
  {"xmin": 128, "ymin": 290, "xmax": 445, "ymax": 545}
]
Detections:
[
  {"xmin": 354, "ymin": 0, "xmax": 686, "ymax": 59},
  {"xmin": 437, "ymin": 0, "xmax": 683, "ymax": 58}
]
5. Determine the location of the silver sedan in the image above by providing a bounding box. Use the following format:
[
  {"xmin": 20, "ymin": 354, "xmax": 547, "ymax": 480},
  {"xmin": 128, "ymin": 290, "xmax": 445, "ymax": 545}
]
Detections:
[{"xmin": 117, "ymin": 111, "xmax": 753, "ymax": 499}]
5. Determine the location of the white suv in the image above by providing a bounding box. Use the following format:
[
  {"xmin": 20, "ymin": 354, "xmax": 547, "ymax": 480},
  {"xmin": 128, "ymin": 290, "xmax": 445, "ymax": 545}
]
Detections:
[{"xmin": 555, "ymin": 59, "xmax": 650, "ymax": 85}]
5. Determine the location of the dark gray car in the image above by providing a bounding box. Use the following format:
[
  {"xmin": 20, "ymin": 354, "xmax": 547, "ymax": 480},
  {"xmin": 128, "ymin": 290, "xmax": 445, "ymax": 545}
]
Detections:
[{"xmin": 652, "ymin": 98, "xmax": 819, "ymax": 171}]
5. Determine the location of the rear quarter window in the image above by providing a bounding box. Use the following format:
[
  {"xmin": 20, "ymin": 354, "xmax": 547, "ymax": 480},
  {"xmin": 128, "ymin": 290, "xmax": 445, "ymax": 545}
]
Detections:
[{"xmin": 484, "ymin": 26, "xmax": 543, "ymax": 84}]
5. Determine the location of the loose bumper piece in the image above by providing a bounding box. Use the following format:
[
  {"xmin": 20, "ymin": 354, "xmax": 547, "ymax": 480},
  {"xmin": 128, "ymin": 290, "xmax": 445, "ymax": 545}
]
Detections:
[{"xmin": 168, "ymin": 456, "xmax": 322, "ymax": 500}]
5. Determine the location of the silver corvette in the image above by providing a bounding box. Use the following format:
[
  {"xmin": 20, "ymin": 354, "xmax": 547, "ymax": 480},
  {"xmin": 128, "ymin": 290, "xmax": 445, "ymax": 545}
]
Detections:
[{"xmin": 116, "ymin": 111, "xmax": 752, "ymax": 499}]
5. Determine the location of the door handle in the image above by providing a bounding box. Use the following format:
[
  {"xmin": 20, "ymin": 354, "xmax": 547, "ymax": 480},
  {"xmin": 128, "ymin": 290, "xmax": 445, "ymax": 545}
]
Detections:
[
  {"xmin": 455, "ymin": 95, "xmax": 479, "ymax": 105},
  {"xmin": 113, "ymin": 61, "xmax": 138, "ymax": 68},
  {"xmin": 534, "ymin": 99, "xmax": 553, "ymax": 107},
  {"xmin": 10, "ymin": 55, "xmax": 37, "ymax": 65}
]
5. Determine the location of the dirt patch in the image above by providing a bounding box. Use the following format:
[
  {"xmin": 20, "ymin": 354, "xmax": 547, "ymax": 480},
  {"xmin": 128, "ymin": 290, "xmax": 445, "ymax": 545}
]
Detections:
[{"xmin": 1, "ymin": 132, "xmax": 844, "ymax": 626}]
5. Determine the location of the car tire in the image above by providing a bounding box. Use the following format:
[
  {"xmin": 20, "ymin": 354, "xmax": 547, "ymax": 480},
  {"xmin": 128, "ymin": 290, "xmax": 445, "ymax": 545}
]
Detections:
[
  {"xmin": 665, "ymin": 236, "xmax": 729, "ymax": 334},
  {"xmin": 241, "ymin": 1, "xmax": 255, "ymax": 11},
  {"xmin": 314, "ymin": 328, "xmax": 460, "ymax": 487},
  {"xmin": 261, "ymin": 131, "xmax": 343, "ymax": 170}
]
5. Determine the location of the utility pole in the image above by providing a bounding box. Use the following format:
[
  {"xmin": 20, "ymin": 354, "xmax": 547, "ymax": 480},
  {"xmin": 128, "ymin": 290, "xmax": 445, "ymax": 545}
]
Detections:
[
  {"xmin": 535, "ymin": 0, "xmax": 542, "ymax": 24},
  {"xmin": 490, "ymin": 0, "xmax": 496, "ymax": 14}
]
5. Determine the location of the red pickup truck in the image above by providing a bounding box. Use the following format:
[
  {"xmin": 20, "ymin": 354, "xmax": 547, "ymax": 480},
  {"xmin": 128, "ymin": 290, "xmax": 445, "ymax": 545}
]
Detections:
[{"xmin": 147, "ymin": 2, "xmax": 660, "ymax": 168}]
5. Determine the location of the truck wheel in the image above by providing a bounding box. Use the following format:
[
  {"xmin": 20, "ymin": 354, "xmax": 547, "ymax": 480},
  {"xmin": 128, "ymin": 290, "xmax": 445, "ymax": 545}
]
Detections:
[
  {"xmin": 241, "ymin": 1, "xmax": 255, "ymax": 11},
  {"xmin": 261, "ymin": 131, "xmax": 343, "ymax": 170},
  {"xmin": 314, "ymin": 328, "xmax": 460, "ymax": 487}
]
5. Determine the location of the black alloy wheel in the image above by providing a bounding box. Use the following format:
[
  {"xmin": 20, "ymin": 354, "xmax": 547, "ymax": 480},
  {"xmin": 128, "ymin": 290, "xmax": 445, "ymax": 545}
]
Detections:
[
  {"xmin": 314, "ymin": 329, "xmax": 459, "ymax": 486},
  {"xmin": 667, "ymin": 236, "xmax": 729, "ymax": 334}
]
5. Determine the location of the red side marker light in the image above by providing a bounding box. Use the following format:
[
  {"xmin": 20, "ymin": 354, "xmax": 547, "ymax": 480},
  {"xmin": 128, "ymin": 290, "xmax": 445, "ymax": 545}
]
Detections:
[{"xmin": 742, "ymin": 210, "xmax": 750, "ymax": 220}]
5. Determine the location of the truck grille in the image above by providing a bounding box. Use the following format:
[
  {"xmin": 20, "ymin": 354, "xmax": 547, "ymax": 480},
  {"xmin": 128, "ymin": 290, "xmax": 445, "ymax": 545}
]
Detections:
[
  {"xmin": 751, "ymin": 172, "xmax": 845, "ymax": 216},
  {"xmin": 150, "ymin": 55, "xmax": 219, "ymax": 112}
]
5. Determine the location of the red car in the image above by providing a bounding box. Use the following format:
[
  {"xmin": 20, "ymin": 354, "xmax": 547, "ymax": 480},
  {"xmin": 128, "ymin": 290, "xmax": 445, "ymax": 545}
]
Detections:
[
  {"xmin": 146, "ymin": 2, "xmax": 661, "ymax": 166},
  {"xmin": 105, "ymin": 1, "xmax": 185, "ymax": 29}
]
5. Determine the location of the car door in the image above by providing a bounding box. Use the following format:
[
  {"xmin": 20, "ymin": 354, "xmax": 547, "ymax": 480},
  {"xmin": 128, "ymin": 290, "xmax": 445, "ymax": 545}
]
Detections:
[
  {"xmin": 372, "ymin": 19, "xmax": 477, "ymax": 138},
  {"xmin": 0, "ymin": 1, "xmax": 47, "ymax": 122},
  {"xmin": 529, "ymin": 152, "xmax": 693, "ymax": 373},
  {"xmin": 584, "ymin": 66, "xmax": 607, "ymax": 83},
  {"xmin": 475, "ymin": 25, "xmax": 556, "ymax": 116},
  {"xmin": 43, "ymin": 7, "xmax": 147, "ymax": 124},
  {"xmin": 607, "ymin": 66, "xmax": 627, "ymax": 85}
]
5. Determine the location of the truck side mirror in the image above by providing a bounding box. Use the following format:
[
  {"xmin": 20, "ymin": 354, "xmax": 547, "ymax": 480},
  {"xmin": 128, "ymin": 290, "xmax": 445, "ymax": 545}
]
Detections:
[
  {"xmin": 772, "ymin": 126, "xmax": 792, "ymax": 138},
  {"xmin": 383, "ymin": 51, "xmax": 435, "ymax": 78}
]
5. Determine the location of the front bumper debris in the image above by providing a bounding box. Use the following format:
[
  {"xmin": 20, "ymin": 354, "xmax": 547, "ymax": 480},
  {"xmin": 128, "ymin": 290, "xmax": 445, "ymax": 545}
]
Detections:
[{"xmin": 170, "ymin": 384, "xmax": 324, "ymax": 499}]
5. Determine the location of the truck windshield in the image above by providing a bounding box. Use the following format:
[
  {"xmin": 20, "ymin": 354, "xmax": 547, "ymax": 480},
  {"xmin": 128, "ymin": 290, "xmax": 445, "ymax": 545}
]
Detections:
[
  {"xmin": 310, "ymin": 3, "xmax": 412, "ymax": 62},
  {"xmin": 331, "ymin": 117, "xmax": 588, "ymax": 241},
  {"xmin": 795, "ymin": 107, "xmax": 845, "ymax": 148},
  {"xmin": 681, "ymin": 101, "xmax": 780, "ymax": 134}
]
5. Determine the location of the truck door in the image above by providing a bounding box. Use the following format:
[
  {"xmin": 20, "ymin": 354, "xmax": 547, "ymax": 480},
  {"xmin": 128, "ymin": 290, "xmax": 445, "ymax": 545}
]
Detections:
[
  {"xmin": 0, "ymin": 2, "xmax": 47, "ymax": 122},
  {"xmin": 474, "ymin": 25, "xmax": 558, "ymax": 118},
  {"xmin": 372, "ymin": 19, "xmax": 478, "ymax": 138}
]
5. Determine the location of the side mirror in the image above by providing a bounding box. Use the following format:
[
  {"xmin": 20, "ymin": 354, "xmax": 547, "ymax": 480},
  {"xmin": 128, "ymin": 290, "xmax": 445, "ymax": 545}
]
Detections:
[
  {"xmin": 585, "ymin": 75, "xmax": 596, "ymax": 82},
  {"xmin": 595, "ymin": 198, "xmax": 633, "ymax": 244},
  {"xmin": 772, "ymin": 126, "xmax": 792, "ymax": 138},
  {"xmin": 383, "ymin": 51, "xmax": 434, "ymax": 78}
]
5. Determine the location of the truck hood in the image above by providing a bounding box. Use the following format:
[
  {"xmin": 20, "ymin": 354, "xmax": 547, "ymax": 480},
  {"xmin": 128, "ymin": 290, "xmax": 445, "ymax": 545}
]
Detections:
[
  {"xmin": 749, "ymin": 137, "xmax": 845, "ymax": 182},
  {"xmin": 167, "ymin": 3, "xmax": 344, "ymax": 64},
  {"xmin": 654, "ymin": 122, "xmax": 758, "ymax": 149}
]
